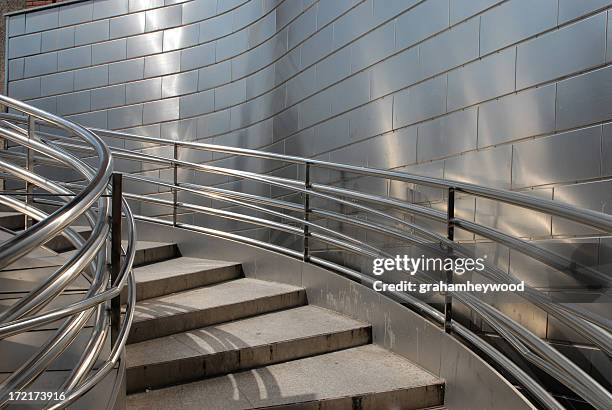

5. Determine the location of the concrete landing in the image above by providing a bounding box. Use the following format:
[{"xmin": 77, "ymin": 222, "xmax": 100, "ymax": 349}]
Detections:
[
  {"xmin": 128, "ymin": 278, "xmax": 306, "ymax": 344},
  {"xmin": 127, "ymin": 344, "xmax": 444, "ymax": 410},
  {"xmin": 126, "ymin": 305, "xmax": 371, "ymax": 392}
]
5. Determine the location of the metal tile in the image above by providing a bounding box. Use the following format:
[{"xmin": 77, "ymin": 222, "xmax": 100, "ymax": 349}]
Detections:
[
  {"xmin": 234, "ymin": 0, "xmax": 264, "ymax": 30},
  {"xmin": 246, "ymin": 65, "xmax": 275, "ymax": 99},
  {"xmin": 8, "ymin": 33, "xmax": 41, "ymax": 59},
  {"xmin": 348, "ymin": 96, "xmax": 393, "ymax": 141},
  {"xmin": 316, "ymin": 0, "xmax": 355, "ymax": 28},
  {"xmin": 74, "ymin": 65, "xmax": 109, "ymax": 91},
  {"xmin": 331, "ymin": 0, "xmax": 373, "ymax": 49},
  {"xmin": 161, "ymin": 118, "xmax": 197, "ymax": 140},
  {"xmin": 28, "ymin": 96, "xmax": 57, "ymax": 113},
  {"xmin": 214, "ymin": 79, "xmax": 247, "ymax": 110},
  {"xmin": 556, "ymin": 65, "xmax": 612, "ymax": 131},
  {"xmin": 248, "ymin": 12, "xmax": 276, "ymax": 47},
  {"xmin": 66, "ymin": 110, "xmax": 108, "ymax": 128},
  {"xmin": 298, "ymin": 89, "xmax": 331, "ymax": 129},
  {"xmin": 367, "ymin": 126, "xmax": 418, "ymax": 169},
  {"xmin": 41, "ymin": 71, "xmax": 74, "ymax": 96},
  {"xmin": 444, "ymin": 145, "xmax": 512, "ymax": 189},
  {"xmin": 216, "ymin": 29, "xmax": 249, "ymax": 61},
  {"xmin": 8, "ymin": 59, "xmax": 25, "ymax": 81},
  {"xmin": 126, "ymin": 77, "xmax": 162, "ymax": 104},
  {"xmin": 179, "ymin": 89, "xmax": 214, "ymax": 118},
  {"xmin": 396, "ymin": 0, "xmax": 449, "ymax": 50},
  {"xmin": 25, "ymin": 7, "xmax": 59, "ymax": 33},
  {"xmin": 145, "ymin": 5, "xmax": 182, "ymax": 31},
  {"xmin": 419, "ymin": 17, "xmax": 479, "ymax": 77},
  {"xmin": 182, "ymin": 0, "xmax": 217, "ymax": 24},
  {"xmin": 512, "ymin": 125, "xmax": 602, "ymax": 188},
  {"xmin": 109, "ymin": 58, "xmax": 144, "ymax": 84},
  {"xmin": 447, "ymin": 47, "xmax": 516, "ymax": 111},
  {"xmin": 553, "ymin": 179, "xmax": 612, "ymax": 236},
  {"xmin": 276, "ymin": 47, "xmax": 300, "ymax": 84},
  {"xmin": 180, "ymin": 43, "xmax": 215, "ymax": 71},
  {"xmin": 129, "ymin": 0, "xmax": 165, "ymax": 12},
  {"xmin": 370, "ymin": 47, "xmax": 419, "ymax": 99},
  {"xmin": 558, "ymin": 0, "xmax": 610, "ymax": 24},
  {"xmin": 603, "ymin": 123, "xmax": 612, "ymax": 176},
  {"xmin": 311, "ymin": 113, "xmax": 349, "ymax": 154},
  {"xmin": 9, "ymin": 77, "xmax": 41, "ymax": 100},
  {"xmin": 143, "ymin": 97, "xmax": 180, "ymax": 124},
  {"xmin": 196, "ymin": 109, "xmax": 231, "ymax": 138},
  {"xmin": 417, "ymin": 108, "xmax": 477, "ymax": 162},
  {"xmin": 144, "ymin": 51, "xmax": 181, "ymax": 77},
  {"xmin": 349, "ymin": 21, "xmax": 395, "ymax": 73},
  {"xmin": 59, "ymin": 1, "xmax": 93, "ymax": 27},
  {"xmin": 75, "ymin": 19, "xmax": 110, "ymax": 46},
  {"xmin": 57, "ymin": 90, "xmax": 91, "ymax": 115},
  {"xmin": 315, "ymin": 47, "xmax": 350, "ymax": 89},
  {"xmin": 109, "ymin": 12, "xmax": 146, "ymax": 39},
  {"xmin": 373, "ymin": 0, "xmax": 419, "ymax": 22},
  {"xmin": 394, "ymin": 75, "xmax": 447, "ymax": 128},
  {"xmin": 41, "ymin": 26, "xmax": 75, "ymax": 52},
  {"xmin": 198, "ymin": 61, "xmax": 231, "ymax": 90},
  {"xmin": 108, "ymin": 104, "xmax": 144, "ymax": 129},
  {"xmin": 57, "ymin": 45, "xmax": 91, "ymax": 71},
  {"xmin": 288, "ymin": 4, "xmax": 316, "ymax": 49},
  {"xmin": 91, "ymin": 84, "xmax": 126, "ymax": 110},
  {"xmin": 93, "ymin": 0, "xmax": 129, "ymax": 20},
  {"xmin": 24, "ymin": 52, "xmax": 58, "ymax": 77},
  {"xmin": 478, "ymin": 84, "xmax": 556, "ymax": 148},
  {"xmin": 300, "ymin": 25, "xmax": 332, "ymax": 68},
  {"xmin": 330, "ymin": 71, "xmax": 370, "ymax": 116},
  {"xmin": 286, "ymin": 66, "xmax": 316, "ymax": 106},
  {"xmin": 92, "ymin": 38, "xmax": 127, "ymax": 65},
  {"xmin": 516, "ymin": 12, "xmax": 606, "ymax": 89},
  {"xmin": 199, "ymin": 13, "xmax": 233, "ymax": 43},
  {"xmin": 163, "ymin": 23, "xmax": 199, "ymax": 51},
  {"xmin": 127, "ymin": 31, "xmax": 163, "ymax": 58},
  {"xmin": 8, "ymin": 14, "xmax": 25, "ymax": 37},
  {"xmin": 162, "ymin": 70, "xmax": 198, "ymax": 98}
]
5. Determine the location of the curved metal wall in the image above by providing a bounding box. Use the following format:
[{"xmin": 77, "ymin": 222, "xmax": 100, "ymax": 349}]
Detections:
[{"xmin": 6, "ymin": 0, "xmax": 612, "ymax": 384}]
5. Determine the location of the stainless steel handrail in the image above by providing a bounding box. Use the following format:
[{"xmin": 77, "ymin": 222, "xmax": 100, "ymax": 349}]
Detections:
[{"xmin": 0, "ymin": 96, "xmax": 136, "ymax": 409}]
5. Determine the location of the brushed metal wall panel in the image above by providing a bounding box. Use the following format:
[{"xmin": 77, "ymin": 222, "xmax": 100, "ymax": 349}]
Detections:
[
  {"xmin": 449, "ymin": 0, "xmax": 502, "ymax": 24},
  {"xmin": 240, "ymin": 3, "xmax": 268, "ymax": 36},
  {"xmin": 216, "ymin": 29, "xmax": 249, "ymax": 61},
  {"xmin": 8, "ymin": 59, "xmax": 25, "ymax": 81},
  {"xmin": 198, "ymin": 61, "xmax": 232, "ymax": 90},
  {"xmin": 91, "ymin": 84, "xmax": 126, "ymax": 110},
  {"xmin": 182, "ymin": 0, "xmax": 217, "ymax": 24},
  {"xmin": 478, "ymin": 84, "xmax": 556, "ymax": 148},
  {"xmin": 370, "ymin": 47, "xmax": 419, "ymax": 99},
  {"xmin": 419, "ymin": 17, "xmax": 479, "ymax": 77},
  {"xmin": 57, "ymin": 90, "xmax": 91, "ymax": 115},
  {"xmin": 275, "ymin": 0, "xmax": 301, "ymax": 29},
  {"xmin": 516, "ymin": 13, "xmax": 606, "ymax": 89},
  {"xmin": 9, "ymin": 33, "xmax": 41, "ymax": 59},
  {"xmin": 286, "ymin": 66, "xmax": 315, "ymax": 105},
  {"xmin": 512, "ymin": 126, "xmax": 602, "ymax": 188},
  {"xmin": 417, "ymin": 107, "xmax": 477, "ymax": 161},
  {"xmin": 108, "ymin": 104, "xmax": 144, "ymax": 129},
  {"xmin": 553, "ymin": 179, "xmax": 612, "ymax": 236},
  {"xmin": 199, "ymin": 13, "xmax": 233, "ymax": 43},
  {"xmin": 75, "ymin": 19, "xmax": 110, "ymax": 46},
  {"xmin": 181, "ymin": 43, "xmax": 215, "ymax": 71},
  {"xmin": 162, "ymin": 70, "xmax": 198, "ymax": 98},
  {"xmin": 367, "ymin": 127, "xmax": 417, "ymax": 169},
  {"xmin": 126, "ymin": 77, "xmax": 162, "ymax": 104},
  {"xmin": 396, "ymin": 0, "xmax": 449, "ymax": 50},
  {"xmin": 66, "ymin": 110, "xmax": 108, "ymax": 128},
  {"xmin": 143, "ymin": 97, "xmax": 180, "ymax": 123},
  {"xmin": 558, "ymin": 0, "xmax": 611, "ymax": 24},
  {"xmin": 246, "ymin": 65, "xmax": 275, "ymax": 98},
  {"xmin": 301, "ymin": 25, "xmax": 333, "ymax": 68},
  {"xmin": 288, "ymin": 4, "xmax": 316, "ymax": 49},
  {"xmin": 162, "ymin": 118, "xmax": 198, "ymax": 140},
  {"xmin": 110, "ymin": 12, "xmax": 146, "ymax": 39},
  {"xmin": 447, "ymin": 47, "xmax": 515, "ymax": 110},
  {"xmin": 8, "ymin": 14, "xmax": 26, "ymax": 37},
  {"xmin": 41, "ymin": 71, "xmax": 74, "ymax": 97},
  {"xmin": 74, "ymin": 65, "xmax": 109, "ymax": 90},
  {"xmin": 315, "ymin": 47, "xmax": 350, "ymax": 89},
  {"xmin": 603, "ymin": 123, "xmax": 612, "ymax": 176},
  {"xmin": 316, "ymin": 0, "xmax": 357, "ymax": 29},
  {"xmin": 24, "ymin": 52, "xmax": 58, "ymax": 77},
  {"xmin": 349, "ymin": 21, "xmax": 395, "ymax": 73},
  {"xmin": 298, "ymin": 90, "xmax": 331, "ymax": 129},
  {"xmin": 109, "ymin": 58, "xmax": 145, "ymax": 84},
  {"xmin": 179, "ymin": 89, "xmax": 214, "ymax": 118},
  {"xmin": 480, "ymin": 0, "xmax": 557, "ymax": 55},
  {"xmin": 445, "ymin": 145, "xmax": 512, "ymax": 189},
  {"xmin": 394, "ymin": 75, "xmax": 447, "ymax": 128},
  {"xmin": 41, "ymin": 26, "xmax": 75, "ymax": 52},
  {"xmin": 129, "ymin": 0, "xmax": 165, "ymax": 13},
  {"xmin": 556, "ymin": 65, "xmax": 612, "ymax": 130},
  {"xmin": 275, "ymin": 48, "xmax": 300, "ymax": 84},
  {"xmin": 92, "ymin": 38, "xmax": 127, "ymax": 65},
  {"xmin": 145, "ymin": 4, "xmax": 182, "ymax": 31},
  {"xmin": 9, "ymin": 77, "xmax": 41, "ymax": 100},
  {"xmin": 93, "ymin": 0, "xmax": 129, "ymax": 19},
  {"xmin": 196, "ymin": 109, "xmax": 231, "ymax": 138},
  {"xmin": 127, "ymin": 31, "xmax": 163, "ymax": 58},
  {"xmin": 330, "ymin": 71, "xmax": 370, "ymax": 115},
  {"xmin": 164, "ymin": 24, "xmax": 199, "ymax": 51},
  {"xmin": 57, "ymin": 45, "xmax": 91, "ymax": 70},
  {"xmin": 59, "ymin": 1, "xmax": 94, "ymax": 27},
  {"xmin": 312, "ymin": 114, "xmax": 349, "ymax": 154},
  {"xmin": 348, "ymin": 96, "xmax": 393, "ymax": 141},
  {"xmin": 25, "ymin": 7, "xmax": 59, "ymax": 34},
  {"xmin": 214, "ymin": 79, "xmax": 247, "ymax": 109},
  {"xmin": 332, "ymin": 0, "xmax": 373, "ymax": 49},
  {"xmin": 144, "ymin": 51, "xmax": 181, "ymax": 77}
]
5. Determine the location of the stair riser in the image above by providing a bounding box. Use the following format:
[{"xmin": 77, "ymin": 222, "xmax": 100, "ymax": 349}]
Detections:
[
  {"xmin": 127, "ymin": 326, "xmax": 371, "ymax": 393},
  {"xmin": 137, "ymin": 265, "xmax": 242, "ymax": 301},
  {"xmin": 43, "ymin": 230, "xmax": 92, "ymax": 253},
  {"xmin": 127, "ymin": 290, "xmax": 306, "ymax": 344},
  {"xmin": 133, "ymin": 244, "xmax": 180, "ymax": 267},
  {"xmin": 269, "ymin": 384, "xmax": 444, "ymax": 410},
  {"xmin": 0, "ymin": 215, "xmax": 25, "ymax": 231}
]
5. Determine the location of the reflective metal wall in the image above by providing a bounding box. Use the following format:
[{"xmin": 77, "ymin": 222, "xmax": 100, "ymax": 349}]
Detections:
[{"xmin": 6, "ymin": 0, "xmax": 612, "ymax": 372}]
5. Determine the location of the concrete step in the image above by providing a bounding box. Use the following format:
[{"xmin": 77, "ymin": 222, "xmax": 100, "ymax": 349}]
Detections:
[
  {"xmin": 133, "ymin": 257, "xmax": 241, "ymax": 301},
  {"xmin": 42, "ymin": 226, "xmax": 92, "ymax": 253},
  {"xmin": 128, "ymin": 278, "xmax": 306, "ymax": 344},
  {"xmin": 127, "ymin": 344, "xmax": 444, "ymax": 410},
  {"xmin": 130, "ymin": 241, "xmax": 181, "ymax": 267},
  {"xmin": 0, "ymin": 212, "xmax": 25, "ymax": 231},
  {"xmin": 126, "ymin": 305, "xmax": 371, "ymax": 393}
]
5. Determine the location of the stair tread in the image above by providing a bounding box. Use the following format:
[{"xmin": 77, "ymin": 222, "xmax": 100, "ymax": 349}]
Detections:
[
  {"xmin": 127, "ymin": 344, "xmax": 443, "ymax": 410},
  {"xmin": 127, "ymin": 305, "xmax": 369, "ymax": 369},
  {"xmin": 133, "ymin": 257, "xmax": 238, "ymax": 284},
  {"xmin": 133, "ymin": 278, "xmax": 303, "ymax": 323}
]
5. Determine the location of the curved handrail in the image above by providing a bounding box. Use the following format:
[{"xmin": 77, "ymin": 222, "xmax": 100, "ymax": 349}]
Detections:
[{"xmin": 0, "ymin": 97, "xmax": 136, "ymax": 409}]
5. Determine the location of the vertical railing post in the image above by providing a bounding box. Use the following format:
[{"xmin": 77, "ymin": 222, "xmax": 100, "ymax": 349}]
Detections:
[
  {"xmin": 110, "ymin": 173, "xmax": 122, "ymax": 344},
  {"xmin": 303, "ymin": 163, "xmax": 311, "ymax": 262},
  {"xmin": 445, "ymin": 187, "xmax": 455, "ymax": 334},
  {"xmin": 173, "ymin": 143, "xmax": 178, "ymax": 227},
  {"xmin": 25, "ymin": 116, "xmax": 36, "ymax": 229}
]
